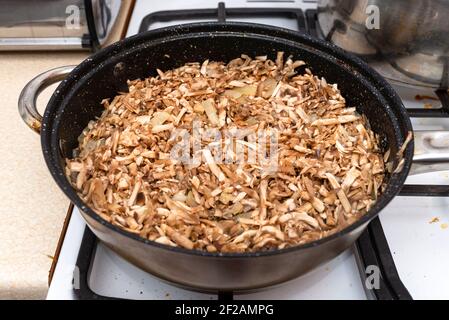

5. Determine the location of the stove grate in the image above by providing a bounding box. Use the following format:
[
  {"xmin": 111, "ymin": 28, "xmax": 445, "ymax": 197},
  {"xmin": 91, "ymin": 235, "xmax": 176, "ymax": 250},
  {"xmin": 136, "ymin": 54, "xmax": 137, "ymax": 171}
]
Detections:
[{"xmin": 73, "ymin": 226, "xmax": 234, "ymax": 300}]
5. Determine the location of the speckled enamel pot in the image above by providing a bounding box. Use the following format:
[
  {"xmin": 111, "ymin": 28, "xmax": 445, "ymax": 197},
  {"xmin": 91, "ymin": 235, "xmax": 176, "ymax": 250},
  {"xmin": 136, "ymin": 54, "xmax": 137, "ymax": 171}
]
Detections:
[{"xmin": 22, "ymin": 23, "xmax": 413, "ymax": 292}]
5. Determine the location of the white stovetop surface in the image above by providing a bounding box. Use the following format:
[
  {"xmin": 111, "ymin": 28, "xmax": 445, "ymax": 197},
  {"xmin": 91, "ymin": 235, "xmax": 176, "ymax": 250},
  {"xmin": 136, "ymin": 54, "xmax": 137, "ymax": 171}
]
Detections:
[
  {"xmin": 126, "ymin": 0, "xmax": 318, "ymax": 37},
  {"xmin": 47, "ymin": 0, "xmax": 449, "ymax": 300}
]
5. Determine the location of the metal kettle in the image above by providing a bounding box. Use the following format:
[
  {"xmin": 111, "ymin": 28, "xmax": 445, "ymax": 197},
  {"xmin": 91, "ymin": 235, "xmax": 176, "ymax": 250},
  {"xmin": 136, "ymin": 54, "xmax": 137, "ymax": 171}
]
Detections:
[{"xmin": 317, "ymin": 0, "xmax": 449, "ymax": 89}]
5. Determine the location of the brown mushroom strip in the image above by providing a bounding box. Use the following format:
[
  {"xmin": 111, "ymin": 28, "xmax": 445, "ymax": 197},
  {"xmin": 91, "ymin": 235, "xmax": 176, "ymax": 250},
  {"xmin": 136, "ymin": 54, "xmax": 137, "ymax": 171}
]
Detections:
[
  {"xmin": 325, "ymin": 173, "xmax": 352, "ymax": 213},
  {"xmin": 311, "ymin": 115, "xmax": 360, "ymax": 126},
  {"xmin": 127, "ymin": 180, "xmax": 141, "ymax": 207},
  {"xmin": 233, "ymin": 230, "xmax": 258, "ymax": 244},
  {"xmin": 164, "ymin": 225, "xmax": 194, "ymax": 250},
  {"xmin": 155, "ymin": 236, "xmax": 176, "ymax": 246},
  {"xmin": 292, "ymin": 212, "xmax": 320, "ymax": 229},
  {"xmin": 397, "ymin": 131, "xmax": 413, "ymax": 158},
  {"xmin": 202, "ymin": 149, "xmax": 226, "ymax": 182},
  {"xmin": 152, "ymin": 123, "xmax": 174, "ymax": 133},
  {"xmin": 261, "ymin": 225, "xmax": 285, "ymax": 241},
  {"xmin": 296, "ymin": 106, "xmax": 311, "ymax": 124},
  {"xmin": 341, "ymin": 167, "xmax": 360, "ymax": 191},
  {"xmin": 259, "ymin": 179, "xmax": 268, "ymax": 220}
]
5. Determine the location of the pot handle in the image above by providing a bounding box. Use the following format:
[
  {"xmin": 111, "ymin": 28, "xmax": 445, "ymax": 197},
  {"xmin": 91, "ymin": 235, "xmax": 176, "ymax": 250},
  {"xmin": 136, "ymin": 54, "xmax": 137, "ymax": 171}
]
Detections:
[
  {"xmin": 18, "ymin": 65, "xmax": 76, "ymax": 134},
  {"xmin": 410, "ymin": 130, "xmax": 449, "ymax": 175}
]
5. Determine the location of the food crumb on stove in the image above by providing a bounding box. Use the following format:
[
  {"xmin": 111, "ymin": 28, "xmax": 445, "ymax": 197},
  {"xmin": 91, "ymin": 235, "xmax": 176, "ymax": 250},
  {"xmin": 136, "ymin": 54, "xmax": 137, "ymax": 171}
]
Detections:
[
  {"xmin": 429, "ymin": 217, "xmax": 440, "ymax": 224},
  {"xmin": 441, "ymin": 223, "xmax": 448, "ymax": 230},
  {"xmin": 415, "ymin": 94, "xmax": 438, "ymax": 101},
  {"xmin": 165, "ymin": 293, "xmax": 170, "ymax": 298},
  {"xmin": 423, "ymin": 103, "xmax": 433, "ymax": 109}
]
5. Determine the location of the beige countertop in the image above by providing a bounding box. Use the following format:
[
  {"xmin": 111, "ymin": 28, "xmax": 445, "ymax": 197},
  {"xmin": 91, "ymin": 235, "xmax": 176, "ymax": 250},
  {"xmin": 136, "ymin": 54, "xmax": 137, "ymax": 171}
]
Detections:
[{"xmin": 0, "ymin": 52, "xmax": 88, "ymax": 299}]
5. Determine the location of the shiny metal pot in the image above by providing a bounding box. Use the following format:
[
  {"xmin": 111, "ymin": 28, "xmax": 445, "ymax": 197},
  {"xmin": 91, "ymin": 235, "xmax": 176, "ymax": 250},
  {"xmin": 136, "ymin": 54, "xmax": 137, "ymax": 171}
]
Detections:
[{"xmin": 317, "ymin": 0, "xmax": 449, "ymax": 89}]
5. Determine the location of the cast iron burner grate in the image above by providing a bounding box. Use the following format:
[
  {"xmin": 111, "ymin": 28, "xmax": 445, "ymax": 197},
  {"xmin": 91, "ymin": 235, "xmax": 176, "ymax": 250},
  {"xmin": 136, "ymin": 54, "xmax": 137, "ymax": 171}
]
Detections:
[
  {"xmin": 73, "ymin": 3, "xmax": 449, "ymax": 301},
  {"xmin": 138, "ymin": 2, "xmax": 306, "ymax": 33}
]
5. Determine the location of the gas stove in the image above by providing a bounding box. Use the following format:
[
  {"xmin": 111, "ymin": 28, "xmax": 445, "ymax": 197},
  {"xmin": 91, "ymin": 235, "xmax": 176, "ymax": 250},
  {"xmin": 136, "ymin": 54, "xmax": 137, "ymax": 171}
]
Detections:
[{"xmin": 47, "ymin": 0, "xmax": 449, "ymax": 300}]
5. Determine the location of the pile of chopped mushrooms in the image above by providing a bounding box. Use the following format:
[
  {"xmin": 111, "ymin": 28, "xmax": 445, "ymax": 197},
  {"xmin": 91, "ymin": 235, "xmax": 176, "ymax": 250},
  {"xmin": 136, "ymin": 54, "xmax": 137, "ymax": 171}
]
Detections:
[{"xmin": 65, "ymin": 53, "xmax": 388, "ymax": 253}]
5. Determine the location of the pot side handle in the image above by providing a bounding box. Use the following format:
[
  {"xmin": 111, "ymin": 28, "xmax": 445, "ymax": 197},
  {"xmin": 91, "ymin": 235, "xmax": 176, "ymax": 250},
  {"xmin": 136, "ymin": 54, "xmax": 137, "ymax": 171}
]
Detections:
[
  {"xmin": 18, "ymin": 66, "xmax": 76, "ymax": 134},
  {"xmin": 410, "ymin": 130, "xmax": 449, "ymax": 175}
]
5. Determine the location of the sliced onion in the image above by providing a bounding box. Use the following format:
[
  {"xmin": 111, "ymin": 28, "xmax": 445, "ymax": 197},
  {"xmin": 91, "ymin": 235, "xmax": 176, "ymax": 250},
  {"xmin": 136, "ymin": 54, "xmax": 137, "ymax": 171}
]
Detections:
[
  {"xmin": 172, "ymin": 191, "xmax": 187, "ymax": 202},
  {"xmin": 235, "ymin": 85, "xmax": 257, "ymax": 96},
  {"xmin": 257, "ymin": 78, "xmax": 277, "ymax": 98},
  {"xmin": 223, "ymin": 85, "xmax": 257, "ymax": 99},
  {"xmin": 223, "ymin": 89, "xmax": 242, "ymax": 99},
  {"xmin": 150, "ymin": 111, "xmax": 170, "ymax": 127},
  {"xmin": 202, "ymin": 98, "xmax": 219, "ymax": 126},
  {"xmin": 186, "ymin": 191, "xmax": 198, "ymax": 207}
]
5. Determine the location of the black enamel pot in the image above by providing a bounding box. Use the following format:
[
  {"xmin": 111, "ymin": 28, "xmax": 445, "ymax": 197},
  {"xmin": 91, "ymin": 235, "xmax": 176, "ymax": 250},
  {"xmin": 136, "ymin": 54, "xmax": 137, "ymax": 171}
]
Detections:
[{"xmin": 19, "ymin": 22, "xmax": 428, "ymax": 292}]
